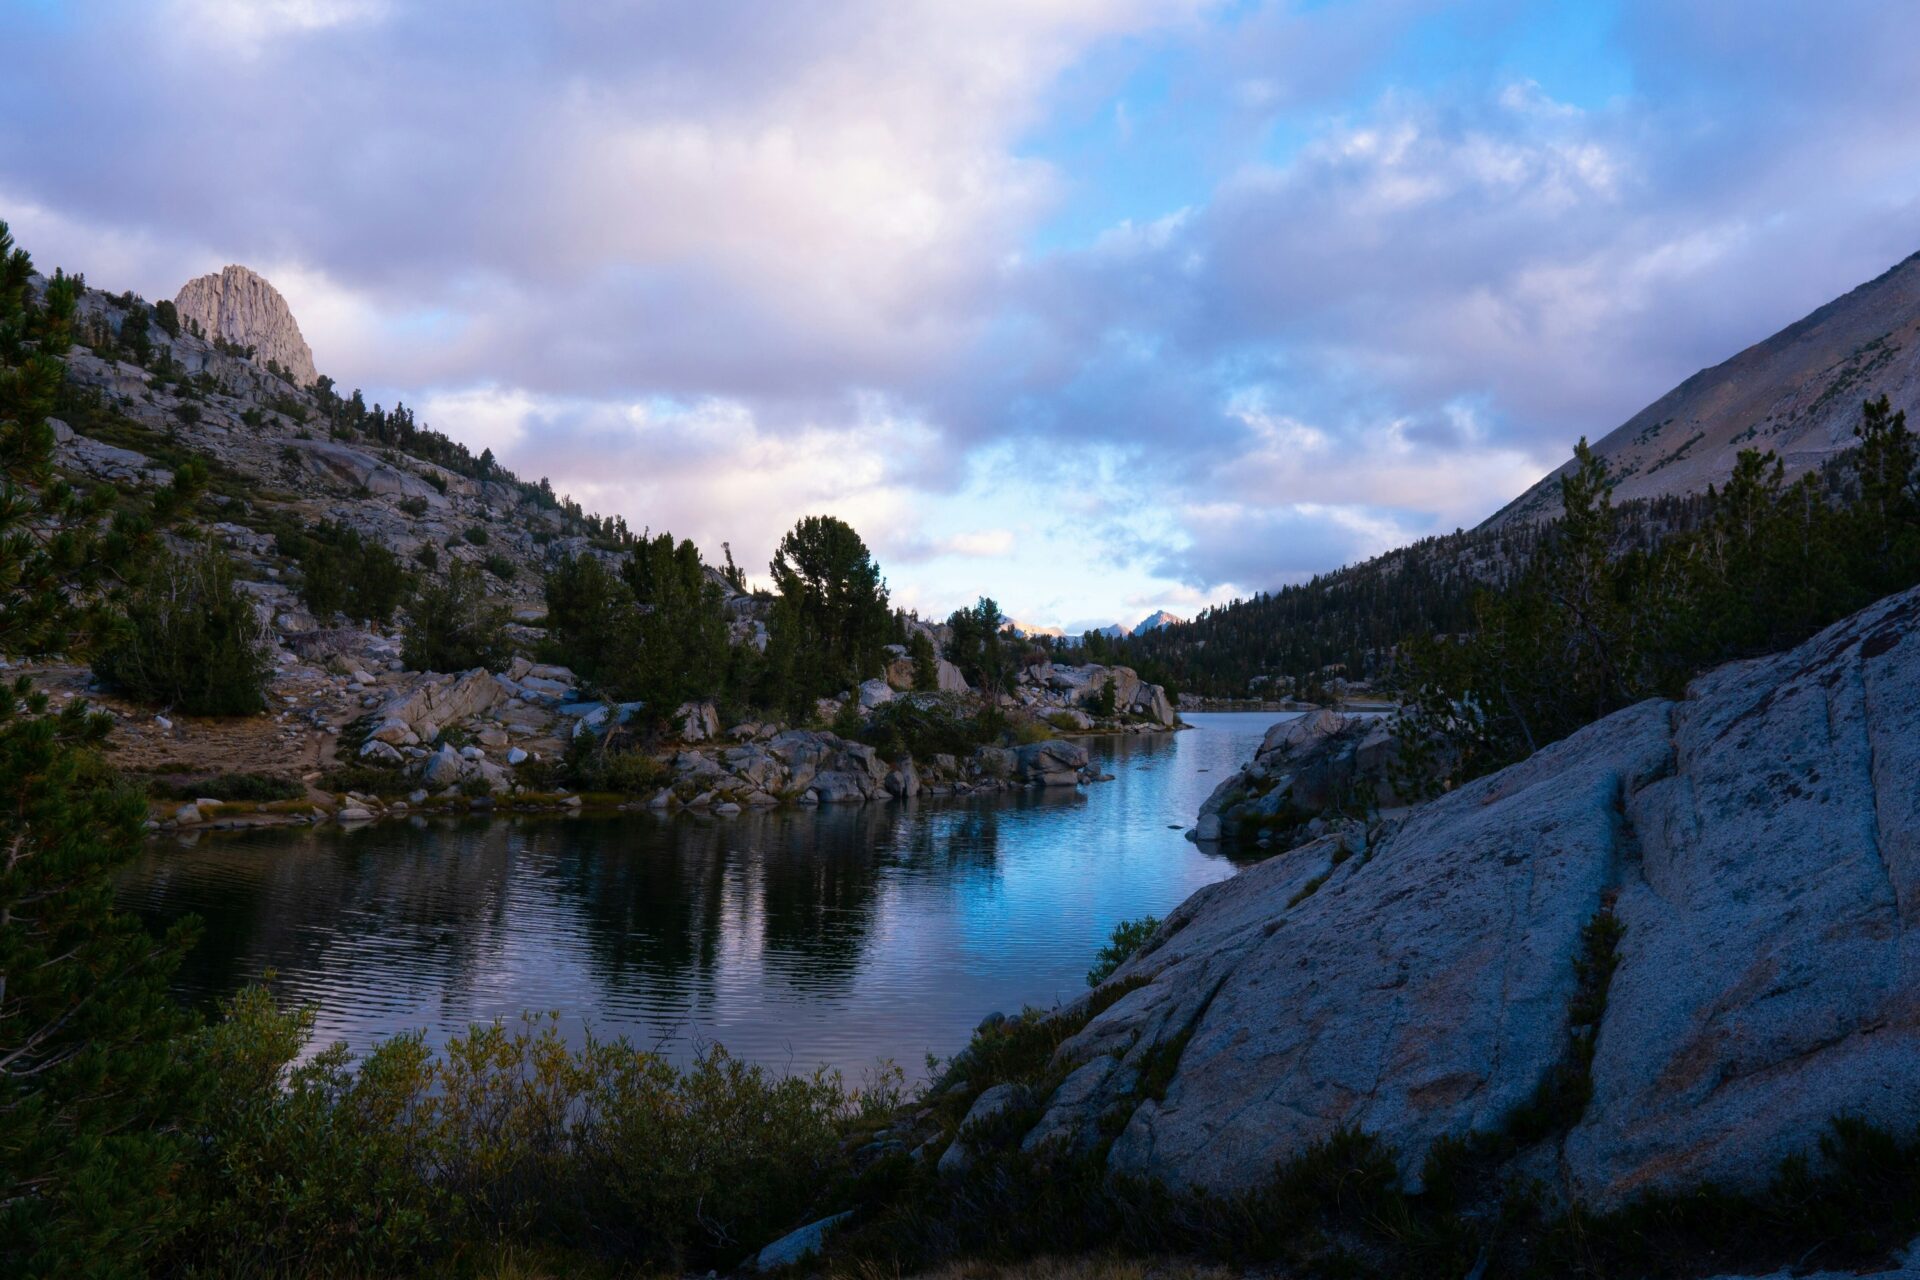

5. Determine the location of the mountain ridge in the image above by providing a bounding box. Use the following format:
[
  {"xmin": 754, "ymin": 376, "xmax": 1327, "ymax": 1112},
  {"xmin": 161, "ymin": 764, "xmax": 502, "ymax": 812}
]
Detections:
[{"xmin": 1487, "ymin": 248, "xmax": 1920, "ymax": 528}]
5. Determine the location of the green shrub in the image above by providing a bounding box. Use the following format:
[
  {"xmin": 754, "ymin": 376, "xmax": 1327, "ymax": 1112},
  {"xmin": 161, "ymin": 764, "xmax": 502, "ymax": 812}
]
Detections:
[
  {"xmin": 483, "ymin": 550, "xmax": 516, "ymax": 581},
  {"xmin": 281, "ymin": 520, "xmax": 413, "ymax": 625},
  {"xmin": 398, "ymin": 495, "xmax": 430, "ymax": 517},
  {"xmin": 403, "ymin": 560, "xmax": 511, "ymax": 673},
  {"xmin": 315, "ymin": 764, "xmax": 411, "ymax": 796},
  {"xmin": 859, "ymin": 693, "xmax": 993, "ymax": 760},
  {"xmin": 830, "ymin": 697, "xmax": 866, "ymax": 739},
  {"xmin": 152, "ymin": 298, "xmax": 180, "ymax": 338},
  {"xmin": 463, "ymin": 524, "xmax": 489, "ymax": 545},
  {"xmin": 93, "ymin": 549, "xmax": 271, "ymax": 715},
  {"xmin": 564, "ymin": 729, "xmax": 670, "ymax": 794},
  {"xmin": 148, "ymin": 772, "xmax": 302, "ymax": 803},
  {"xmin": 169, "ymin": 994, "xmax": 868, "ymax": 1274},
  {"xmin": 1008, "ymin": 716, "xmax": 1054, "ymax": 746},
  {"xmin": 908, "ymin": 631, "xmax": 939, "ymax": 691},
  {"xmin": 1086, "ymin": 915, "xmax": 1160, "ymax": 986}
]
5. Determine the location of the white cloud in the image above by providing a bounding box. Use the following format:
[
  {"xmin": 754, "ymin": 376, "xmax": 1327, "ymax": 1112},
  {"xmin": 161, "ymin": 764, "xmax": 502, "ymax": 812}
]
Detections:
[
  {"xmin": 933, "ymin": 529, "xmax": 1019, "ymax": 558},
  {"xmin": 11, "ymin": 1, "xmax": 1920, "ymax": 626}
]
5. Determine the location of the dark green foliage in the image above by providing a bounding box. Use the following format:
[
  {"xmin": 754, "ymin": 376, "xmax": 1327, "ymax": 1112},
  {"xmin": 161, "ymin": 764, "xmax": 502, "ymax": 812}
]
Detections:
[
  {"xmin": 151, "ymin": 298, "xmax": 179, "ymax": 338},
  {"xmin": 720, "ymin": 539, "xmax": 747, "ymax": 590},
  {"xmin": 463, "ymin": 522, "xmax": 489, "ymax": 545},
  {"xmin": 564, "ymin": 728, "xmax": 672, "ymax": 795},
  {"xmin": 909, "ymin": 629, "xmax": 939, "ymax": 691},
  {"xmin": 1, "ymin": 247, "xmax": 200, "ymax": 660},
  {"xmin": 764, "ymin": 515, "xmax": 894, "ymax": 712},
  {"xmin": 0, "ymin": 684, "xmax": 207, "ymax": 1275},
  {"xmin": 1529, "ymin": 1117, "xmax": 1920, "ymax": 1278},
  {"xmin": 157, "ymin": 998, "xmax": 869, "ymax": 1276},
  {"xmin": 117, "ymin": 301, "xmax": 151, "ymax": 364},
  {"xmin": 830, "ymin": 696, "xmax": 866, "ymax": 738},
  {"xmin": 92, "ymin": 548, "xmax": 272, "ymax": 715},
  {"xmin": 398, "ymin": 494, "xmax": 429, "ymax": 517},
  {"xmin": 280, "ymin": 519, "xmax": 413, "ymax": 624},
  {"xmin": 1135, "ymin": 1027, "xmax": 1192, "ymax": 1103},
  {"xmin": 1287, "ymin": 869, "xmax": 1331, "ymax": 907},
  {"xmin": 1501, "ymin": 906, "xmax": 1623, "ymax": 1147},
  {"xmin": 1093, "ymin": 677, "xmax": 1117, "ymax": 717},
  {"xmin": 147, "ymin": 772, "xmax": 303, "ymax": 803},
  {"xmin": 1395, "ymin": 410, "xmax": 1920, "ymax": 793},
  {"xmin": 945, "ymin": 595, "xmax": 1011, "ymax": 694},
  {"xmin": 483, "ymin": 549, "xmax": 516, "ymax": 581},
  {"xmin": 544, "ymin": 553, "xmax": 642, "ymax": 687},
  {"xmin": 1, "ymin": 222, "xmax": 210, "ymax": 1274},
  {"xmin": 857, "ymin": 694, "xmax": 996, "ymax": 761},
  {"xmin": 314, "ymin": 763, "xmax": 411, "ymax": 796},
  {"xmin": 1086, "ymin": 915, "xmax": 1159, "ymax": 986},
  {"xmin": 544, "ymin": 538, "xmax": 729, "ymax": 716},
  {"xmin": 403, "ymin": 560, "xmax": 510, "ymax": 673}
]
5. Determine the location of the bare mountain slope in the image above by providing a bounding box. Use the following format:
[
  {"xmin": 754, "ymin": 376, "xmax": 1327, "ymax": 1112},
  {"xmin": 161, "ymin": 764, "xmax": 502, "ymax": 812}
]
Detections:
[{"xmin": 1489, "ymin": 249, "xmax": 1920, "ymax": 527}]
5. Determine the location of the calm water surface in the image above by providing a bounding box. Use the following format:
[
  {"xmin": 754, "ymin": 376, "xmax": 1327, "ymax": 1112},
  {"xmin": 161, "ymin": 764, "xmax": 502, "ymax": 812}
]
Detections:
[{"xmin": 120, "ymin": 712, "xmax": 1294, "ymax": 1079}]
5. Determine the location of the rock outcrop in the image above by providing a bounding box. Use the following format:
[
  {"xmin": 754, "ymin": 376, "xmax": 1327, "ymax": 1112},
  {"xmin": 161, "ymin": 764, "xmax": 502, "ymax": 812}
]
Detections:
[
  {"xmin": 174, "ymin": 264, "xmax": 319, "ymax": 387},
  {"xmin": 1193, "ymin": 709, "xmax": 1403, "ymax": 846},
  {"xmin": 1020, "ymin": 585, "xmax": 1920, "ymax": 1211},
  {"xmin": 1012, "ymin": 660, "xmax": 1178, "ymax": 729}
]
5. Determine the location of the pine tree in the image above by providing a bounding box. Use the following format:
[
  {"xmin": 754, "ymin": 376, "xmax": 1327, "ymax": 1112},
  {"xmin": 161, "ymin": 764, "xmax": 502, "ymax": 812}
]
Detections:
[
  {"xmin": 908, "ymin": 630, "xmax": 939, "ymax": 691},
  {"xmin": 764, "ymin": 516, "xmax": 892, "ymax": 710},
  {"xmin": 1, "ymin": 221, "xmax": 210, "ymax": 1273},
  {"xmin": 620, "ymin": 532, "xmax": 729, "ymax": 712},
  {"xmin": 92, "ymin": 548, "xmax": 273, "ymax": 715},
  {"xmin": 403, "ymin": 561, "xmax": 510, "ymax": 673}
]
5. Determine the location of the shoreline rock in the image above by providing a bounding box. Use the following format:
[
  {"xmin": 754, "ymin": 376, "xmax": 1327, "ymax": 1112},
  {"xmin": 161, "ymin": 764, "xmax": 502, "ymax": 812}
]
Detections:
[{"xmin": 1003, "ymin": 583, "xmax": 1920, "ymax": 1212}]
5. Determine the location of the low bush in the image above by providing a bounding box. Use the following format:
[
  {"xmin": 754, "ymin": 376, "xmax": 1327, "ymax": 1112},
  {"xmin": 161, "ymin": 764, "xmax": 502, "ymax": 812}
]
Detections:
[
  {"xmin": 563, "ymin": 728, "xmax": 671, "ymax": 795},
  {"xmin": 859, "ymin": 694, "xmax": 996, "ymax": 760},
  {"xmin": 147, "ymin": 772, "xmax": 303, "ymax": 803},
  {"xmin": 404, "ymin": 561, "xmax": 511, "ymax": 673},
  {"xmin": 92, "ymin": 549, "xmax": 271, "ymax": 716},
  {"xmin": 1085, "ymin": 916, "xmax": 1159, "ymax": 986},
  {"xmin": 315, "ymin": 763, "xmax": 412, "ymax": 796},
  {"xmin": 160, "ymin": 994, "xmax": 884, "ymax": 1276},
  {"xmin": 1008, "ymin": 717, "xmax": 1056, "ymax": 746}
]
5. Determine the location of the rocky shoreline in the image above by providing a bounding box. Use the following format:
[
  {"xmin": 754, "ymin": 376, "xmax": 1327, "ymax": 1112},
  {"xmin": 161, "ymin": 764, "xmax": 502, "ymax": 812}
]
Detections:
[{"xmin": 103, "ymin": 643, "xmax": 1176, "ymax": 836}]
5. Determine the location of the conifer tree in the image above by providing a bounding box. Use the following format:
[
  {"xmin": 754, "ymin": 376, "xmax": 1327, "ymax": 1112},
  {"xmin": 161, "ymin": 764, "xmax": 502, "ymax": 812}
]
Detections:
[
  {"xmin": 764, "ymin": 516, "xmax": 892, "ymax": 710},
  {"xmin": 0, "ymin": 221, "xmax": 209, "ymax": 1272}
]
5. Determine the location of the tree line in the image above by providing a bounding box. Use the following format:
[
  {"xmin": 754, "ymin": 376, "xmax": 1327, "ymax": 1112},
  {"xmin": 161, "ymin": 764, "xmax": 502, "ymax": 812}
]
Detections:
[{"xmin": 1394, "ymin": 405, "xmax": 1919, "ymax": 789}]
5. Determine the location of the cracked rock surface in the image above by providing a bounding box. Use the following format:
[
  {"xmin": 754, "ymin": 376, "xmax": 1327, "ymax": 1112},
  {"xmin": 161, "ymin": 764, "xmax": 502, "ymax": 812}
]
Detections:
[{"xmin": 1030, "ymin": 585, "xmax": 1920, "ymax": 1209}]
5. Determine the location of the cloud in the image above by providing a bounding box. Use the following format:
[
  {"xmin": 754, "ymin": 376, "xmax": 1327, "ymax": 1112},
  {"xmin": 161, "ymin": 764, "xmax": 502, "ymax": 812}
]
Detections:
[
  {"xmin": 932, "ymin": 530, "xmax": 1019, "ymax": 559},
  {"xmin": 6, "ymin": 1, "xmax": 1920, "ymax": 624}
]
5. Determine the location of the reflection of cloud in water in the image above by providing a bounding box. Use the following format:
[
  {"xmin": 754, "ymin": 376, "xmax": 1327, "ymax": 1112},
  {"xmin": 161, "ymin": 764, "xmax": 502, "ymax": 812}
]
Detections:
[{"xmin": 119, "ymin": 713, "xmax": 1298, "ymax": 1078}]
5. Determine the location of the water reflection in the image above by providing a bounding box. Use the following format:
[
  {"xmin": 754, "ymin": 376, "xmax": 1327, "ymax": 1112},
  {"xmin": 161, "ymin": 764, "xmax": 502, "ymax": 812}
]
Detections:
[{"xmin": 123, "ymin": 713, "xmax": 1293, "ymax": 1078}]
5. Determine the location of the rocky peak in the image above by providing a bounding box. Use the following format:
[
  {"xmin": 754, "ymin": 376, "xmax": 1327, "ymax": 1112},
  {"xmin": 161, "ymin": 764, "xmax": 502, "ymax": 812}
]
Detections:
[{"xmin": 174, "ymin": 264, "xmax": 318, "ymax": 387}]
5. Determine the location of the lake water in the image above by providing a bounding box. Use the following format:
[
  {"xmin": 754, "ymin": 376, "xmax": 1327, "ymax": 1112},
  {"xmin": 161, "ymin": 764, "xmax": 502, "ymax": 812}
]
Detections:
[{"xmin": 120, "ymin": 711, "xmax": 1294, "ymax": 1080}]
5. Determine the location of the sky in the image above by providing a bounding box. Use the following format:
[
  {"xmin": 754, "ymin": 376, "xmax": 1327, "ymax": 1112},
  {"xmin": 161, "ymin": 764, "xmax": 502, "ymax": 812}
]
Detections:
[{"xmin": 4, "ymin": 1, "xmax": 1920, "ymax": 632}]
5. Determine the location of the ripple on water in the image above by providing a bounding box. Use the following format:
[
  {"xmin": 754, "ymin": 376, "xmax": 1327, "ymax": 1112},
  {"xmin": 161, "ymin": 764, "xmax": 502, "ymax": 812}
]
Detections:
[{"xmin": 121, "ymin": 712, "xmax": 1298, "ymax": 1078}]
